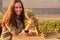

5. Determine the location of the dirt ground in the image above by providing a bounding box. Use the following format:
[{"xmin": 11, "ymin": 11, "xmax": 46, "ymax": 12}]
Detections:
[
  {"xmin": 12, "ymin": 33, "xmax": 60, "ymax": 40},
  {"xmin": 12, "ymin": 36, "xmax": 60, "ymax": 40}
]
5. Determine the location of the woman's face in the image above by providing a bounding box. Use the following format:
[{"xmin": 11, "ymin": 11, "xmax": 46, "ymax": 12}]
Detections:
[{"xmin": 15, "ymin": 2, "xmax": 23, "ymax": 16}]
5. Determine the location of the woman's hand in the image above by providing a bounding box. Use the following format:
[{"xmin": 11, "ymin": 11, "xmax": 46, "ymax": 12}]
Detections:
[
  {"xmin": 19, "ymin": 30, "xmax": 25, "ymax": 36},
  {"xmin": 19, "ymin": 30, "xmax": 29, "ymax": 36}
]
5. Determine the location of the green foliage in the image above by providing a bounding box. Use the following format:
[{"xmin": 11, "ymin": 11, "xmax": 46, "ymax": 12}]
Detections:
[
  {"xmin": 25, "ymin": 20, "xmax": 60, "ymax": 33},
  {"xmin": 38, "ymin": 20, "xmax": 60, "ymax": 33},
  {"xmin": 0, "ymin": 12, "xmax": 3, "ymax": 23}
]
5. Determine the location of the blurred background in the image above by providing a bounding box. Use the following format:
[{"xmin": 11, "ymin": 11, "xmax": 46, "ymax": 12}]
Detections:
[{"xmin": 1, "ymin": 0, "xmax": 60, "ymax": 20}]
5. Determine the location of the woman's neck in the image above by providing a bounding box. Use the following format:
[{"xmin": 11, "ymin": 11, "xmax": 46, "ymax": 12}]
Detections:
[
  {"xmin": 16, "ymin": 16, "xmax": 20, "ymax": 20},
  {"xmin": 16, "ymin": 15, "xmax": 20, "ymax": 17}
]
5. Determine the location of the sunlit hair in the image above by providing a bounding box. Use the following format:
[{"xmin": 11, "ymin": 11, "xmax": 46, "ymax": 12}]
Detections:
[{"xmin": 2, "ymin": 0, "xmax": 25, "ymax": 29}]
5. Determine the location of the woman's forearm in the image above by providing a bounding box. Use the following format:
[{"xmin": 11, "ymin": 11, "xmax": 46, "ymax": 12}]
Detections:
[{"xmin": 24, "ymin": 19, "xmax": 35, "ymax": 30}]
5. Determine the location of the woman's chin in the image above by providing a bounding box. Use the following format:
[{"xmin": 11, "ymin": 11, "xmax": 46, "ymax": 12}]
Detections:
[{"xmin": 16, "ymin": 14, "xmax": 21, "ymax": 16}]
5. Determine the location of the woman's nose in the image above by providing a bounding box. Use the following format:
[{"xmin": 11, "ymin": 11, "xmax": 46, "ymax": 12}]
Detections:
[{"xmin": 17, "ymin": 8, "xmax": 20, "ymax": 11}]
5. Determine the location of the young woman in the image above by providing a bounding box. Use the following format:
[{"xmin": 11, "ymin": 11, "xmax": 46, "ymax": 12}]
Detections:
[
  {"xmin": 1, "ymin": 0, "xmax": 27, "ymax": 40},
  {"xmin": 1, "ymin": 0, "xmax": 41, "ymax": 40}
]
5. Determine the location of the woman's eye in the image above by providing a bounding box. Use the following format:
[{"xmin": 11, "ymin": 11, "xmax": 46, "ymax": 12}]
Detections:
[
  {"xmin": 15, "ymin": 7, "xmax": 18, "ymax": 8},
  {"xmin": 20, "ymin": 6, "xmax": 22, "ymax": 8}
]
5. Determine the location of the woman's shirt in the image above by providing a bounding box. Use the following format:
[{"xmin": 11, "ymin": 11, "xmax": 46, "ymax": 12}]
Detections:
[{"xmin": 2, "ymin": 16, "xmax": 24, "ymax": 36}]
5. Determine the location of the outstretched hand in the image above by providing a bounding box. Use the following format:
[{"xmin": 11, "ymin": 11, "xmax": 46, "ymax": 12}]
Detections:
[
  {"xmin": 19, "ymin": 30, "xmax": 29, "ymax": 36},
  {"xmin": 19, "ymin": 30, "xmax": 25, "ymax": 36}
]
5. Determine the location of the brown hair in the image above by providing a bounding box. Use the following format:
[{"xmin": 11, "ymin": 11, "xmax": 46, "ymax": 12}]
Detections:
[{"xmin": 2, "ymin": 0, "xmax": 25, "ymax": 29}]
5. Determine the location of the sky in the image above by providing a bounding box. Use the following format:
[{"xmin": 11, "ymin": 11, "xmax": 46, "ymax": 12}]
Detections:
[
  {"xmin": 2, "ymin": 0, "xmax": 60, "ymax": 8},
  {"xmin": 21, "ymin": 0, "xmax": 60, "ymax": 8}
]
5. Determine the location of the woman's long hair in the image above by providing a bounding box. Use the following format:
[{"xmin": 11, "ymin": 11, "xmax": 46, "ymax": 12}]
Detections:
[{"xmin": 2, "ymin": 0, "xmax": 25, "ymax": 29}]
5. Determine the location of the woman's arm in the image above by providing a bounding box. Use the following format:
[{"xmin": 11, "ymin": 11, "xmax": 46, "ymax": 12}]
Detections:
[
  {"xmin": 19, "ymin": 18, "xmax": 35, "ymax": 35},
  {"xmin": 24, "ymin": 18, "xmax": 35, "ymax": 30},
  {"xmin": 19, "ymin": 9, "xmax": 36, "ymax": 35},
  {"xmin": 25, "ymin": 12, "xmax": 30, "ymax": 20},
  {"xmin": 24, "ymin": 9, "xmax": 35, "ymax": 30}
]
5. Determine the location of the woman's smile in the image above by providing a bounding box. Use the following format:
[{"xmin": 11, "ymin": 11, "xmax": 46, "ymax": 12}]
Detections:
[{"xmin": 15, "ymin": 2, "xmax": 23, "ymax": 16}]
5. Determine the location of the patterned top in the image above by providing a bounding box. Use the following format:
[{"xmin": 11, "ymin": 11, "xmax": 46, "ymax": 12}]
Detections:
[
  {"xmin": 1, "ymin": 9, "xmax": 35, "ymax": 40},
  {"xmin": 1, "ymin": 16, "xmax": 24, "ymax": 40}
]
